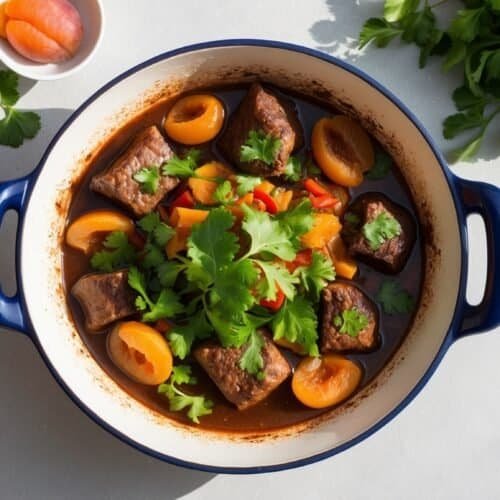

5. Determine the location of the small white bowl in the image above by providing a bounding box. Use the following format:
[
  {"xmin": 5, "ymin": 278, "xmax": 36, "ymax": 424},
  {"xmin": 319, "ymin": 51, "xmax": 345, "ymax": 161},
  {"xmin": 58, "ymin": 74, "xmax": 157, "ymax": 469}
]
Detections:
[{"xmin": 0, "ymin": 0, "xmax": 104, "ymax": 81}]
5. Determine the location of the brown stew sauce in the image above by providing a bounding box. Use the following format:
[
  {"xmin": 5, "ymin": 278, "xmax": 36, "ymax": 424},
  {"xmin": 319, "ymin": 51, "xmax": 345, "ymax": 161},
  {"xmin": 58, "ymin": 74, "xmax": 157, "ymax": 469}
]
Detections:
[{"xmin": 62, "ymin": 85, "xmax": 423, "ymax": 433}]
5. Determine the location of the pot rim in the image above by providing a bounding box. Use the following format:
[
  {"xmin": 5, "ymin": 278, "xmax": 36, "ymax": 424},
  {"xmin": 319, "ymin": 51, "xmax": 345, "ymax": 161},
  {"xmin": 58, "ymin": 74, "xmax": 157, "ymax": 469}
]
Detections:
[{"xmin": 16, "ymin": 39, "xmax": 468, "ymax": 474}]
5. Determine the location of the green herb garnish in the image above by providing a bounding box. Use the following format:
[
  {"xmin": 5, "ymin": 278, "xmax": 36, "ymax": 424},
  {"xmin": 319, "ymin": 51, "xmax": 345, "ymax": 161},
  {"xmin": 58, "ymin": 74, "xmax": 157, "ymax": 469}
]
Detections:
[
  {"xmin": 362, "ymin": 211, "xmax": 401, "ymax": 250},
  {"xmin": 235, "ymin": 175, "xmax": 262, "ymax": 196},
  {"xmin": 213, "ymin": 180, "xmax": 234, "ymax": 205},
  {"xmin": 376, "ymin": 279, "xmax": 414, "ymax": 315},
  {"xmin": 162, "ymin": 149, "xmax": 202, "ymax": 178},
  {"xmin": 333, "ymin": 308, "xmax": 369, "ymax": 337},
  {"xmin": 158, "ymin": 365, "xmax": 213, "ymax": 423},
  {"xmin": 293, "ymin": 251, "xmax": 336, "ymax": 302},
  {"xmin": 240, "ymin": 130, "xmax": 282, "ymax": 165},
  {"xmin": 90, "ymin": 231, "xmax": 137, "ymax": 272},
  {"xmin": 133, "ymin": 166, "xmax": 161, "ymax": 194},
  {"xmin": 283, "ymin": 156, "xmax": 303, "ymax": 182},
  {"xmin": 239, "ymin": 330, "xmax": 266, "ymax": 381}
]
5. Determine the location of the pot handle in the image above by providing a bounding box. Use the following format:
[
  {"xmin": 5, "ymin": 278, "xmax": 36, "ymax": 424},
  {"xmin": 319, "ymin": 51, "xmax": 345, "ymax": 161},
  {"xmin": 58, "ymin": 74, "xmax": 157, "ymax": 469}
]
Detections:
[
  {"xmin": 453, "ymin": 176, "xmax": 500, "ymax": 338},
  {"xmin": 0, "ymin": 176, "xmax": 31, "ymax": 335}
]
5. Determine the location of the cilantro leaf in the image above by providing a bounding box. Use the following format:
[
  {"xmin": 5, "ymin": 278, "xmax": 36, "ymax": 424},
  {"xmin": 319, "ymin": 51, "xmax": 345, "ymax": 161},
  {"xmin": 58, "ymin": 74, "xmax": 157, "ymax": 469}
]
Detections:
[
  {"xmin": 442, "ymin": 39, "xmax": 467, "ymax": 71},
  {"xmin": 138, "ymin": 212, "xmax": 174, "ymax": 246},
  {"xmin": 128, "ymin": 266, "xmax": 183, "ymax": 321},
  {"xmin": 90, "ymin": 231, "xmax": 137, "ymax": 272},
  {"xmin": 0, "ymin": 70, "xmax": 41, "ymax": 148},
  {"xmin": 293, "ymin": 251, "xmax": 335, "ymax": 301},
  {"xmin": 443, "ymin": 109, "xmax": 485, "ymax": 139},
  {"xmin": 384, "ymin": 0, "xmax": 419, "ymax": 23},
  {"xmin": 141, "ymin": 243, "xmax": 166, "ymax": 269},
  {"xmin": 241, "ymin": 205, "xmax": 296, "ymax": 261},
  {"xmin": 359, "ymin": 18, "xmax": 403, "ymax": 49},
  {"xmin": 0, "ymin": 70, "xmax": 20, "ymax": 106},
  {"xmin": 158, "ymin": 365, "xmax": 213, "ymax": 424},
  {"xmin": 452, "ymin": 85, "xmax": 486, "ymax": 111},
  {"xmin": 365, "ymin": 150, "xmax": 392, "ymax": 180},
  {"xmin": 275, "ymin": 199, "xmax": 314, "ymax": 248},
  {"xmin": 212, "ymin": 260, "xmax": 259, "ymax": 314},
  {"xmin": 207, "ymin": 307, "xmax": 269, "ymax": 348},
  {"xmin": 376, "ymin": 279, "xmax": 414, "ymax": 315},
  {"xmin": 271, "ymin": 296, "xmax": 319, "ymax": 356},
  {"xmin": 133, "ymin": 166, "xmax": 160, "ymax": 194},
  {"xmin": 187, "ymin": 208, "xmax": 238, "ymax": 283},
  {"xmin": 254, "ymin": 260, "xmax": 298, "ymax": 301},
  {"xmin": 168, "ymin": 310, "xmax": 213, "ymax": 359},
  {"xmin": 162, "ymin": 149, "xmax": 201, "ymax": 178},
  {"xmin": 362, "ymin": 211, "xmax": 401, "ymax": 251},
  {"xmin": 235, "ymin": 175, "xmax": 262, "ymax": 196},
  {"xmin": 240, "ymin": 130, "xmax": 281, "ymax": 165},
  {"xmin": 449, "ymin": 7, "xmax": 485, "ymax": 43},
  {"xmin": 156, "ymin": 260, "xmax": 184, "ymax": 288},
  {"xmin": 213, "ymin": 180, "xmax": 234, "ymax": 205},
  {"xmin": 283, "ymin": 156, "xmax": 302, "ymax": 182},
  {"xmin": 239, "ymin": 330, "xmax": 265, "ymax": 380},
  {"xmin": 0, "ymin": 108, "xmax": 41, "ymax": 148},
  {"xmin": 333, "ymin": 308, "xmax": 369, "ymax": 337}
]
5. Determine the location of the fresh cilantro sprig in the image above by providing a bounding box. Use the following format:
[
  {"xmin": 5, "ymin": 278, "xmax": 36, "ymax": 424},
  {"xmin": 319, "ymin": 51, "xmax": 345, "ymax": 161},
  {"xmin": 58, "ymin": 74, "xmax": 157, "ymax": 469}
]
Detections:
[
  {"xmin": 271, "ymin": 296, "xmax": 319, "ymax": 356},
  {"xmin": 235, "ymin": 175, "xmax": 262, "ymax": 196},
  {"xmin": 162, "ymin": 149, "xmax": 202, "ymax": 178},
  {"xmin": 377, "ymin": 279, "xmax": 414, "ymax": 314},
  {"xmin": 359, "ymin": 0, "xmax": 500, "ymax": 161},
  {"xmin": 240, "ymin": 130, "xmax": 282, "ymax": 165},
  {"xmin": 133, "ymin": 166, "xmax": 161, "ymax": 194},
  {"xmin": 128, "ymin": 266, "xmax": 184, "ymax": 322},
  {"xmin": 333, "ymin": 308, "xmax": 369, "ymax": 337},
  {"xmin": 239, "ymin": 330, "xmax": 266, "ymax": 381},
  {"xmin": 255, "ymin": 260, "xmax": 299, "ymax": 301},
  {"xmin": 293, "ymin": 251, "xmax": 336, "ymax": 301},
  {"xmin": 168, "ymin": 310, "xmax": 213, "ymax": 359},
  {"xmin": 90, "ymin": 231, "xmax": 137, "ymax": 272},
  {"xmin": 275, "ymin": 199, "xmax": 315, "ymax": 249},
  {"xmin": 0, "ymin": 70, "xmax": 41, "ymax": 148},
  {"xmin": 362, "ymin": 211, "xmax": 401, "ymax": 250},
  {"xmin": 158, "ymin": 365, "xmax": 213, "ymax": 423},
  {"xmin": 213, "ymin": 180, "xmax": 234, "ymax": 205},
  {"xmin": 283, "ymin": 156, "xmax": 303, "ymax": 182}
]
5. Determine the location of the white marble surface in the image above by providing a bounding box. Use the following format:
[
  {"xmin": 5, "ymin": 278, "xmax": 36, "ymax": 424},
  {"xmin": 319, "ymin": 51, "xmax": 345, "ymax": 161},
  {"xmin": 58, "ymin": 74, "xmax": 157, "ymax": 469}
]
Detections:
[{"xmin": 0, "ymin": 1, "xmax": 499, "ymax": 499}]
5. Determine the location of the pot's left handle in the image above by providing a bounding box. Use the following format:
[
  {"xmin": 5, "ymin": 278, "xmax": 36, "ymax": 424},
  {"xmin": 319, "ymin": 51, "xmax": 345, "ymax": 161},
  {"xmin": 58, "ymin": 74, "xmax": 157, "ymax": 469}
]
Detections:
[
  {"xmin": 0, "ymin": 176, "xmax": 31, "ymax": 335},
  {"xmin": 453, "ymin": 176, "xmax": 500, "ymax": 339}
]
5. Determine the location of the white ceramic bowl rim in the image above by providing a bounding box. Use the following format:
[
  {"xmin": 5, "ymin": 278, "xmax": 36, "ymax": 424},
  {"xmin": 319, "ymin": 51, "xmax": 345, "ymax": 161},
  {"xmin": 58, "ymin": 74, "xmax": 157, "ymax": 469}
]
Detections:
[{"xmin": 7, "ymin": 39, "xmax": 498, "ymax": 474}]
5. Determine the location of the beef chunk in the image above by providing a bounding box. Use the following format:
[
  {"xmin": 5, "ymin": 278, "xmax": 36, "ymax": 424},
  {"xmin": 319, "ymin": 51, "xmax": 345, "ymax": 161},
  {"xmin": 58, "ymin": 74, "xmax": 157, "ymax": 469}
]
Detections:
[
  {"xmin": 71, "ymin": 270, "xmax": 137, "ymax": 331},
  {"xmin": 193, "ymin": 333, "xmax": 291, "ymax": 410},
  {"xmin": 321, "ymin": 282, "xmax": 378, "ymax": 353},
  {"xmin": 90, "ymin": 126, "xmax": 179, "ymax": 217},
  {"xmin": 218, "ymin": 83, "xmax": 303, "ymax": 177},
  {"xmin": 342, "ymin": 193, "xmax": 416, "ymax": 274}
]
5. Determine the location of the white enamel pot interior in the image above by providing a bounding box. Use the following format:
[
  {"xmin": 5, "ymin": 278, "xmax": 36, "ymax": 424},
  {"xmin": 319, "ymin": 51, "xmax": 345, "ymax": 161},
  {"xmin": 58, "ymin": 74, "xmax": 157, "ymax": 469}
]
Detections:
[{"xmin": 16, "ymin": 41, "xmax": 470, "ymax": 472}]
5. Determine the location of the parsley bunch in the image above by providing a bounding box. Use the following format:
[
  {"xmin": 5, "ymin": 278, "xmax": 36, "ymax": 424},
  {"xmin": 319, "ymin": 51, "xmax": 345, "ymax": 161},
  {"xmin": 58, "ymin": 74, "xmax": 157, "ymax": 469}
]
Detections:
[
  {"xmin": 359, "ymin": 0, "xmax": 500, "ymax": 161},
  {"xmin": 0, "ymin": 70, "xmax": 41, "ymax": 148}
]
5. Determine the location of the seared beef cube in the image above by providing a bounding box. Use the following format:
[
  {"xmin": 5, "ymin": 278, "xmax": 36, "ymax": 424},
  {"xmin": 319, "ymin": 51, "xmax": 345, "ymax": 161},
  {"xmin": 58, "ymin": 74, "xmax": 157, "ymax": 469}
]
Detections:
[
  {"xmin": 321, "ymin": 282, "xmax": 378, "ymax": 353},
  {"xmin": 194, "ymin": 334, "xmax": 291, "ymax": 410},
  {"xmin": 71, "ymin": 270, "xmax": 136, "ymax": 331},
  {"xmin": 90, "ymin": 126, "xmax": 179, "ymax": 217},
  {"xmin": 342, "ymin": 193, "xmax": 415, "ymax": 274},
  {"xmin": 218, "ymin": 83, "xmax": 303, "ymax": 177}
]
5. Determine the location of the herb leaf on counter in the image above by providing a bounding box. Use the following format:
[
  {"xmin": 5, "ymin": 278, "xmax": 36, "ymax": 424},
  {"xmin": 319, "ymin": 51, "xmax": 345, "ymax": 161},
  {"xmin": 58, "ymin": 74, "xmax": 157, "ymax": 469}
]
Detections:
[
  {"xmin": 0, "ymin": 70, "xmax": 41, "ymax": 148},
  {"xmin": 359, "ymin": 0, "xmax": 500, "ymax": 161}
]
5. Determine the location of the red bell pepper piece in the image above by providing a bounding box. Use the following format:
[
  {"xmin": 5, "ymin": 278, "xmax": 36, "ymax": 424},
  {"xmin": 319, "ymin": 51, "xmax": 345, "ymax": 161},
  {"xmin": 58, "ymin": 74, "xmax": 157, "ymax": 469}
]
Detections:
[
  {"xmin": 253, "ymin": 189, "xmax": 278, "ymax": 214},
  {"xmin": 260, "ymin": 288, "xmax": 285, "ymax": 311},
  {"xmin": 309, "ymin": 193, "xmax": 338, "ymax": 209},
  {"xmin": 285, "ymin": 248, "xmax": 313, "ymax": 273},
  {"xmin": 304, "ymin": 178, "xmax": 330, "ymax": 197},
  {"xmin": 170, "ymin": 189, "xmax": 195, "ymax": 210}
]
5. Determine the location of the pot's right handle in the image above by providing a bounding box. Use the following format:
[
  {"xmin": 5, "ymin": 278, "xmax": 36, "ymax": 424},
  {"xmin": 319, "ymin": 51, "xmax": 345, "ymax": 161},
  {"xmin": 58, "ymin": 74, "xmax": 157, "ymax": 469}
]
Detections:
[
  {"xmin": 453, "ymin": 176, "xmax": 500, "ymax": 338},
  {"xmin": 0, "ymin": 176, "xmax": 31, "ymax": 335}
]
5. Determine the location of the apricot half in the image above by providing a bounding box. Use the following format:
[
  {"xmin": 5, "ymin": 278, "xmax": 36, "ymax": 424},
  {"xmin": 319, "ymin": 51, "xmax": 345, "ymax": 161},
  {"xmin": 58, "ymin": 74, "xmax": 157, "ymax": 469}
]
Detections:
[
  {"xmin": 108, "ymin": 322, "xmax": 173, "ymax": 385},
  {"xmin": 312, "ymin": 116, "xmax": 374, "ymax": 187},
  {"xmin": 292, "ymin": 354, "xmax": 362, "ymax": 409},
  {"xmin": 4, "ymin": 0, "xmax": 83, "ymax": 63},
  {"xmin": 66, "ymin": 210, "xmax": 135, "ymax": 254},
  {"xmin": 164, "ymin": 94, "xmax": 225, "ymax": 145}
]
